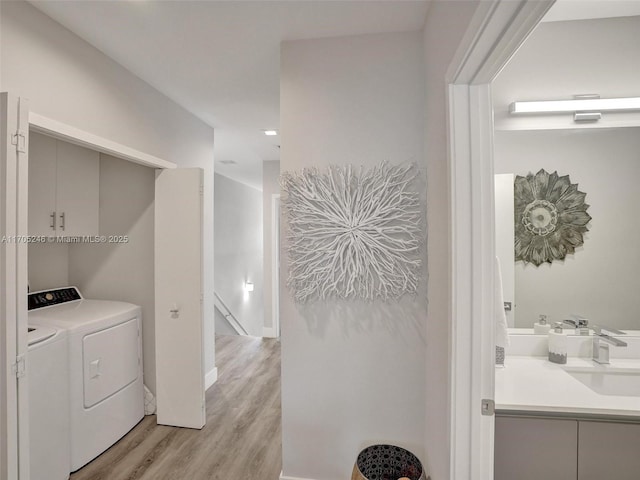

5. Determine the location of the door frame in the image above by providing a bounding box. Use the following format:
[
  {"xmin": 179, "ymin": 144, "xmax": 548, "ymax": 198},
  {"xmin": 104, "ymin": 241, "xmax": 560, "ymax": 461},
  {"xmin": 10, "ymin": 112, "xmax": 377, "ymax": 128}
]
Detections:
[
  {"xmin": 1, "ymin": 93, "xmax": 30, "ymax": 480},
  {"xmin": 446, "ymin": 2, "xmax": 554, "ymax": 479},
  {"xmin": 271, "ymin": 193, "xmax": 281, "ymax": 338}
]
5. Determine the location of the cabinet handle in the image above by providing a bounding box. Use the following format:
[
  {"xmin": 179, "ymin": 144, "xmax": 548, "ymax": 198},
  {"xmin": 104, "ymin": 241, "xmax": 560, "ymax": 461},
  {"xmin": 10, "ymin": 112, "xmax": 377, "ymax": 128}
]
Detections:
[
  {"xmin": 50, "ymin": 212, "xmax": 56, "ymax": 230},
  {"xmin": 59, "ymin": 212, "xmax": 65, "ymax": 231}
]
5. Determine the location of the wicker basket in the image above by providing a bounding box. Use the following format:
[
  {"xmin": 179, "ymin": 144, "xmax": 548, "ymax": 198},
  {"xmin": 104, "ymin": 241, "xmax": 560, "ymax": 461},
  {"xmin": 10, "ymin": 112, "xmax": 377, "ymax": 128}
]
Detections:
[{"xmin": 351, "ymin": 444, "xmax": 428, "ymax": 480}]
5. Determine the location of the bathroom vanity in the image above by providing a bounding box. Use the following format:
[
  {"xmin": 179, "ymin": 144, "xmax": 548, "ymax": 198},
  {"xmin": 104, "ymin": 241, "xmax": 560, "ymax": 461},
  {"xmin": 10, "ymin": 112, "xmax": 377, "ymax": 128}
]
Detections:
[
  {"xmin": 495, "ymin": 337, "xmax": 640, "ymax": 480},
  {"xmin": 495, "ymin": 415, "xmax": 640, "ymax": 480}
]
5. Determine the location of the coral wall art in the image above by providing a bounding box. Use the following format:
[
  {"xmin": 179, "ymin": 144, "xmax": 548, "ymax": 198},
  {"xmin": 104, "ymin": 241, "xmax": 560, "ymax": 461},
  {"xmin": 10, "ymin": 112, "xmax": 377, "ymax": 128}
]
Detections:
[
  {"xmin": 281, "ymin": 162, "xmax": 423, "ymax": 303},
  {"xmin": 514, "ymin": 169, "xmax": 591, "ymax": 266}
]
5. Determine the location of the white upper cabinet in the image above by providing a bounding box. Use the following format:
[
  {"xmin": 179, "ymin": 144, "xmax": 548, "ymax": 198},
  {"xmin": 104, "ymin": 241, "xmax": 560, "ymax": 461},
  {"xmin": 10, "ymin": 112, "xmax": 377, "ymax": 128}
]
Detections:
[{"xmin": 29, "ymin": 132, "xmax": 99, "ymax": 237}]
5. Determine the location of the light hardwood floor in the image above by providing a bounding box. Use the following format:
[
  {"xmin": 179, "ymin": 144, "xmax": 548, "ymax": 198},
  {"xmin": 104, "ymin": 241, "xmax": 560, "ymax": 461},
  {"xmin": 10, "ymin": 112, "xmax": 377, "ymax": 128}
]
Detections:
[{"xmin": 70, "ymin": 335, "xmax": 282, "ymax": 480}]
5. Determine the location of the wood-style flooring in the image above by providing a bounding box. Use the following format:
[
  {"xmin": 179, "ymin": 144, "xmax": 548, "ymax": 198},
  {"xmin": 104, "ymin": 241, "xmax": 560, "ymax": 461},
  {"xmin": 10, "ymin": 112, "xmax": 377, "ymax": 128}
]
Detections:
[{"xmin": 70, "ymin": 335, "xmax": 282, "ymax": 480}]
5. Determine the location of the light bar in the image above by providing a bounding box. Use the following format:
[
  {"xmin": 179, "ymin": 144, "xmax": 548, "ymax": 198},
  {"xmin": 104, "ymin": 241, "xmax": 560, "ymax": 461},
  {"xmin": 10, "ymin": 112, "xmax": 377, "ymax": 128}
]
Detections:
[{"xmin": 510, "ymin": 97, "xmax": 640, "ymax": 115}]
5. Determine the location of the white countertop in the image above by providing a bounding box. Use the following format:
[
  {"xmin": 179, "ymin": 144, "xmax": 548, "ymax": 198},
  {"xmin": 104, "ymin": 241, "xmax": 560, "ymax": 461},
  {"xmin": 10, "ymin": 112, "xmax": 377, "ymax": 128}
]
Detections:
[{"xmin": 495, "ymin": 356, "xmax": 640, "ymax": 419}]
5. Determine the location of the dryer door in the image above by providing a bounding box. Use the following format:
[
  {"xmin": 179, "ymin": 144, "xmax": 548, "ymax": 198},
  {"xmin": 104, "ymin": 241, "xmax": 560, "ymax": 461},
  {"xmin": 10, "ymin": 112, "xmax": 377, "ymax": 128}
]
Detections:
[{"xmin": 83, "ymin": 318, "xmax": 139, "ymax": 408}]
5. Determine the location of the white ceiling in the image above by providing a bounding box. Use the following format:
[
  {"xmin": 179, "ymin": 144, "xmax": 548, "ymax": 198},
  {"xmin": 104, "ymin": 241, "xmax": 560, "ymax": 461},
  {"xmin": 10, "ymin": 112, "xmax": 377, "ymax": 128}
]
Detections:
[
  {"xmin": 543, "ymin": 0, "xmax": 640, "ymax": 22},
  {"xmin": 29, "ymin": 0, "xmax": 430, "ymax": 190},
  {"xmin": 28, "ymin": 0, "xmax": 640, "ymax": 189}
]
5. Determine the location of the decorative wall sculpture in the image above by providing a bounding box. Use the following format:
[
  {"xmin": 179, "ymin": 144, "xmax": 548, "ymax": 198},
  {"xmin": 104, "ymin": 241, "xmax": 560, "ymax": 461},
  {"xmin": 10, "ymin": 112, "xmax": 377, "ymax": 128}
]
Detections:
[
  {"xmin": 281, "ymin": 162, "xmax": 423, "ymax": 303},
  {"xmin": 514, "ymin": 169, "xmax": 591, "ymax": 266}
]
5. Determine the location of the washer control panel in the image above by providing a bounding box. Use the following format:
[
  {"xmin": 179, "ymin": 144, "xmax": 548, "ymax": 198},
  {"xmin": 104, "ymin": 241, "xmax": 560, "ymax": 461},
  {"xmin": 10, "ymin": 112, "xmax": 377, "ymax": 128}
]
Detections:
[{"xmin": 28, "ymin": 287, "xmax": 82, "ymax": 310}]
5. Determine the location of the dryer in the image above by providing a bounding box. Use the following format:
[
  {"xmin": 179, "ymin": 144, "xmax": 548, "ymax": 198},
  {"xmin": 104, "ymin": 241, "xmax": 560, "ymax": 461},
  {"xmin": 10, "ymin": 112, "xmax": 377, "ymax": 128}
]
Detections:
[{"xmin": 28, "ymin": 287, "xmax": 144, "ymax": 471}]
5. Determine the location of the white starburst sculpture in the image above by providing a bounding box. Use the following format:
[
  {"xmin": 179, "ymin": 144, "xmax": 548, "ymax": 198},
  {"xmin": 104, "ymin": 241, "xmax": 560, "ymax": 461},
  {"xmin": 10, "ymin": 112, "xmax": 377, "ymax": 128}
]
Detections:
[{"xmin": 281, "ymin": 162, "xmax": 423, "ymax": 303}]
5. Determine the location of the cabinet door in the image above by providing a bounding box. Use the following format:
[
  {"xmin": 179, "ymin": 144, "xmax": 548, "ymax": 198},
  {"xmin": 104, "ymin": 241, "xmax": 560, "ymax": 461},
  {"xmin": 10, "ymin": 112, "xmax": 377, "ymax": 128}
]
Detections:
[
  {"xmin": 28, "ymin": 132, "xmax": 57, "ymax": 236},
  {"xmin": 578, "ymin": 421, "xmax": 640, "ymax": 480},
  {"xmin": 55, "ymin": 140, "xmax": 99, "ymax": 237},
  {"xmin": 495, "ymin": 417, "xmax": 578, "ymax": 480}
]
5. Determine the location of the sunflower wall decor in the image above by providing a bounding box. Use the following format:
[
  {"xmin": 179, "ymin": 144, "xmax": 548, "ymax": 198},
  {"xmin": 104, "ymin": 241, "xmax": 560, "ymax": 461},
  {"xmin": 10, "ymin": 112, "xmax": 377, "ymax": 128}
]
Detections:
[
  {"xmin": 281, "ymin": 162, "xmax": 423, "ymax": 303},
  {"xmin": 514, "ymin": 169, "xmax": 591, "ymax": 266}
]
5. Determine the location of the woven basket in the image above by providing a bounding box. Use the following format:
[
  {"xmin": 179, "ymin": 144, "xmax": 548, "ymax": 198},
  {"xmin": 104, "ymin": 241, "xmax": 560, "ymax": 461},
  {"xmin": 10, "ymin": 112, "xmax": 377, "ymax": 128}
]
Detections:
[{"xmin": 351, "ymin": 444, "xmax": 428, "ymax": 480}]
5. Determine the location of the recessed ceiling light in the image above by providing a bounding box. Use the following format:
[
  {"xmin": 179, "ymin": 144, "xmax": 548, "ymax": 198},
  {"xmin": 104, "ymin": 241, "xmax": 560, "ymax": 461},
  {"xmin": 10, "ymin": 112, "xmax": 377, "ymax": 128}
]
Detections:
[{"xmin": 263, "ymin": 130, "xmax": 278, "ymax": 136}]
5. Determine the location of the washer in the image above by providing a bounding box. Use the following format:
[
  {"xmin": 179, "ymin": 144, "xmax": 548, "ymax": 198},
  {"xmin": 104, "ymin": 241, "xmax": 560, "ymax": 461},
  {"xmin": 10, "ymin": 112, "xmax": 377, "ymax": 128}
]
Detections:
[
  {"xmin": 28, "ymin": 287, "xmax": 144, "ymax": 472},
  {"xmin": 27, "ymin": 324, "xmax": 70, "ymax": 480}
]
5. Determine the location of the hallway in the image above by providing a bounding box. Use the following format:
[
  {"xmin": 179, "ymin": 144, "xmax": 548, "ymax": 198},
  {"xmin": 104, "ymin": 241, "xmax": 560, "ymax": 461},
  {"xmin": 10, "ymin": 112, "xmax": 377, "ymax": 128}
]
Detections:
[{"xmin": 70, "ymin": 335, "xmax": 282, "ymax": 480}]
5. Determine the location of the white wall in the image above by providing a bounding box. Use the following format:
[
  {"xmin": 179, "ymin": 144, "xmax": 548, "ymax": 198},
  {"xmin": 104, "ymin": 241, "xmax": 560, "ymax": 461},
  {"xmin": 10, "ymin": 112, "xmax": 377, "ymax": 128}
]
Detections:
[
  {"xmin": 494, "ymin": 128, "xmax": 640, "ymax": 330},
  {"xmin": 28, "ymin": 242, "xmax": 69, "ymax": 291},
  {"xmin": 280, "ymin": 32, "xmax": 426, "ymax": 480},
  {"xmin": 262, "ymin": 160, "xmax": 279, "ymax": 335},
  {"xmin": 68, "ymin": 154, "xmax": 157, "ymax": 390},
  {"xmin": 422, "ymin": 2, "xmax": 481, "ymax": 478},
  {"xmin": 1, "ymin": 0, "xmax": 216, "ymax": 386},
  {"xmin": 214, "ymin": 173, "xmax": 263, "ymax": 336},
  {"xmin": 493, "ymin": 16, "xmax": 640, "ymax": 131}
]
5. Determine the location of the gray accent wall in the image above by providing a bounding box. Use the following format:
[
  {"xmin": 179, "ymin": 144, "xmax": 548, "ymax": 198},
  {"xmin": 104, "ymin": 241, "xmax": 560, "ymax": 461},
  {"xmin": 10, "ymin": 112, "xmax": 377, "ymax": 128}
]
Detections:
[
  {"xmin": 214, "ymin": 173, "xmax": 263, "ymax": 337},
  {"xmin": 280, "ymin": 31, "xmax": 427, "ymax": 480},
  {"xmin": 494, "ymin": 129, "xmax": 640, "ymax": 330}
]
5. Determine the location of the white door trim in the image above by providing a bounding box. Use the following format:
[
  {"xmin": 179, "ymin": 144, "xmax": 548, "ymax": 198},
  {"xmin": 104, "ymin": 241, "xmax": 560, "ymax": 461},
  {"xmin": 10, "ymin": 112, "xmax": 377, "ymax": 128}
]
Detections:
[
  {"xmin": 271, "ymin": 193, "xmax": 281, "ymax": 338},
  {"xmin": 0, "ymin": 93, "xmax": 30, "ymax": 480},
  {"xmin": 447, "ymin": 2, "xmax": 554, "ymax": 479}
]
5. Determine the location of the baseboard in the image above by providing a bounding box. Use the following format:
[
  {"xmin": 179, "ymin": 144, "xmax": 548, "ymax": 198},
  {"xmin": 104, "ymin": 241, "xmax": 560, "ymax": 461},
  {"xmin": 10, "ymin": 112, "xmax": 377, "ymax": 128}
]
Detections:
[
  {"xmin": 263, "ymin": 326, "xmax": 278, "ymax": 338},
  {"xmin": 280, "ymin": 472, "xmax": 316, "ymax": 480},
  {"xmin": 205, "ymin": 366, "xmax": 218, "ymax": 391}
]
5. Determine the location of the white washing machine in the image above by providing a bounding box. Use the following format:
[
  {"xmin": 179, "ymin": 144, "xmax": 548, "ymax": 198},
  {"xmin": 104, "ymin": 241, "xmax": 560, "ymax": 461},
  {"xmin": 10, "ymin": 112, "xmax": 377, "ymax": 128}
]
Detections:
[
  {"xmin": 28, "ymin": 287, "xmax": 144, "ymax": 471},
  {"xmin": 27, "ymin": 324, "xmax": 70, "ymax": 480}
]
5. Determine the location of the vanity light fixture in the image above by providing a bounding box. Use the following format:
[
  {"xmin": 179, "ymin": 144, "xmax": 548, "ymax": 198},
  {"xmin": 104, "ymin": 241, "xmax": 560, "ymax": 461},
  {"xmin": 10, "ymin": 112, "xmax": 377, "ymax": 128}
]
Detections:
[
  {"xmin": 510, "ymin": 95, "xmax": 640, "ymax": 123},
  {"xmin": 263, "ymin": 130, "xmax": 278, "ymax": 136}
]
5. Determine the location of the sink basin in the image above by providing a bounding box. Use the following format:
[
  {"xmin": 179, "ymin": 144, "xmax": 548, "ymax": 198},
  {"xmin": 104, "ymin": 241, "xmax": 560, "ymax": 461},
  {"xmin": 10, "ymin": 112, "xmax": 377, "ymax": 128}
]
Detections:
[{"xmin": 564, "ymin": 368, "xmax": 640, "ymax": 397}]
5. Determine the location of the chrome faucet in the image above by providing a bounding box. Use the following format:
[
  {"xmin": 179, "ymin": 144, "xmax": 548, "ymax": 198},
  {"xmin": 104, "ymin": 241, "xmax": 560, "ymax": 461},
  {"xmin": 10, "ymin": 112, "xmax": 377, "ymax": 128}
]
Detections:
[
  {"xmin": 592, "ymin": 325, "xmax": 627, "ymax": 365},
  {"xmin": 563, "ymin": 315, "xmax": 589, "ymax": 335}
]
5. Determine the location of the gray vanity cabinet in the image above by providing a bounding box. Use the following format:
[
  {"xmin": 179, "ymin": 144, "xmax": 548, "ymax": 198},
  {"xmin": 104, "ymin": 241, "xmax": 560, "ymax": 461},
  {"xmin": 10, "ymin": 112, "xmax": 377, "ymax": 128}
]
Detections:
[
  {"xmin": 578, "ymin": 421, "xmax": 640, "ymax": 480},
  {"xmin": 496, "ymin": 416, "xmax": 640, "ymax": 480},
  {"xmin": 494, "ymin": 416, "xmax": 578, "ymax": 480}
]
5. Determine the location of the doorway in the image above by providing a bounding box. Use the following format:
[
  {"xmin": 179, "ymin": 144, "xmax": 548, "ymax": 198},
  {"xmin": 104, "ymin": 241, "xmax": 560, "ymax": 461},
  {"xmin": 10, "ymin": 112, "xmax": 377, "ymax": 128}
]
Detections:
[{"xmin": 446, "ymin": 2, "xmax": 554, "ymax": 479}]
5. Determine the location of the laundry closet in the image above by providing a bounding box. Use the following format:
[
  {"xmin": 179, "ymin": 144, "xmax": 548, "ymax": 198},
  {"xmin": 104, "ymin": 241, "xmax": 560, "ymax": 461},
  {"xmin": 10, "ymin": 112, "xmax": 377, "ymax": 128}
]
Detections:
[
  {"xmin": 26, "ymin": 131, "xmax": 156, "ymax": 478},
  {"xmin": 27, "ymin": 131, "xmax": 155, "ymax": 379}
]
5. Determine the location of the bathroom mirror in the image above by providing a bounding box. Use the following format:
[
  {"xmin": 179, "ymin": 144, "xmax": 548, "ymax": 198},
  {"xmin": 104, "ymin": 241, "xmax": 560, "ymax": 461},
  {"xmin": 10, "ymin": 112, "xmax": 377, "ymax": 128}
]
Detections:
[
  {"xmin": 490, "ymin": 10, "xmax": 640, "ymax": 334},
  {"xmin": 494, "ymin": 127, "xmax": 640, "ymax": 333}
]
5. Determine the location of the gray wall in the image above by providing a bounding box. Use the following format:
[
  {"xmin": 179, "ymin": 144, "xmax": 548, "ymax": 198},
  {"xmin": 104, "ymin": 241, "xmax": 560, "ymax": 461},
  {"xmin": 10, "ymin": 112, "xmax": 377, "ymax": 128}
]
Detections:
[
  {"xmin": 1, "ymin": 0, "xmax": 216, "ymax": 390},
  {"xmin": 280, "ymin": 31, "xmax": 427, "ymax": 480},
  {"xmin": 214, "ymin": 174, "xmax": 263, "ymax": 336},
  {"xmin": 214, "ymin": 308, "xmax": 240, "ymax": 336},
  {"xmin": 494, "ymin": 128, "xmax": 640, "ymax": 330},
  {"xmin": 262, "ymin": 160, "xmax": 280, "ymax": 335},
  {"xmin": 29, "ymin": 242, "xmax": 69, "ymax": 291}
]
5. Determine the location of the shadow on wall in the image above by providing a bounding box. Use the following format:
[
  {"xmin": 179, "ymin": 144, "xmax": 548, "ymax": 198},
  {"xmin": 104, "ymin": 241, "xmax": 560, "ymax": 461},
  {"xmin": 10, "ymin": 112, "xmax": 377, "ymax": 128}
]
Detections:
[{"xmin": 296, "ymin": 294, "xmax": 427, "ymax": 344}]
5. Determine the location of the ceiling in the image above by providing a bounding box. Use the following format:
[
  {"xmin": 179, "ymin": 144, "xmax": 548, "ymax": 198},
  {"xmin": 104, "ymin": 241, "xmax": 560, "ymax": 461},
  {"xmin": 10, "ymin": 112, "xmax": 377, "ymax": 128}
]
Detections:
[
  {"xmin": 543, "ymin": 0, "xmax": 640, "ymax": 22},
  {"xmin": 29, "ymin": 0, "xmax": 640, "ymax": 189},
  {"xmin": 29, "ymin": 0, "xmax": 431, "ymax": 190}
]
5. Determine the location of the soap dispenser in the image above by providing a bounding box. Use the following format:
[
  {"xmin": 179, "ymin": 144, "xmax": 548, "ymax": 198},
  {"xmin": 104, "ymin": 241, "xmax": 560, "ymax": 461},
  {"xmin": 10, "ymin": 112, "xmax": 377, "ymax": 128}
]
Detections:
[
  {"xmin": 533, "ymin": 314, "xmax": 551, "ymax": 334},
  {"xmin": 548, "ymin": 322, "xmax": 567, "ymax": 364}
]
